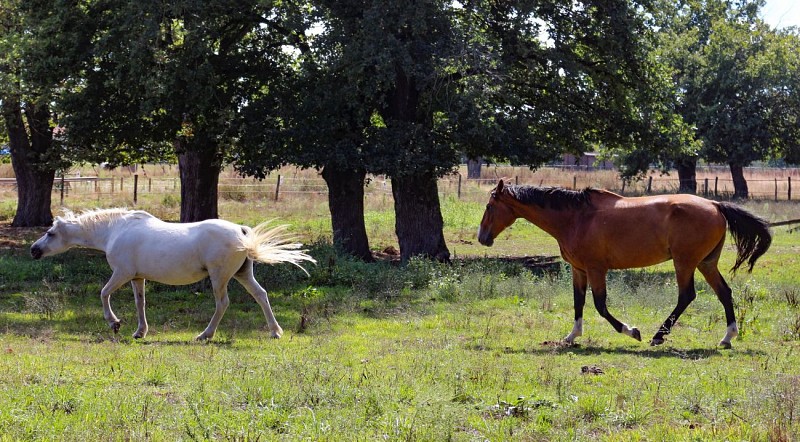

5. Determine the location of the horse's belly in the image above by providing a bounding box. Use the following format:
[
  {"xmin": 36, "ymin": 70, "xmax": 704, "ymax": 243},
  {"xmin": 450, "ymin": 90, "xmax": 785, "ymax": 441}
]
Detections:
[
  {"xmin": 137, "ymin": 268, "xmax": 209, "ymax": 286},
  {"xmin": 607, "ymin": 253, "xmax": 671, "ymax": 270},
  {"xmin": 605, "ymin": 238, "xmax": 672, "ymax": 269},
  {"xmin": 131, "ymin": 259, "xmax": 210, "ymax": 286}
]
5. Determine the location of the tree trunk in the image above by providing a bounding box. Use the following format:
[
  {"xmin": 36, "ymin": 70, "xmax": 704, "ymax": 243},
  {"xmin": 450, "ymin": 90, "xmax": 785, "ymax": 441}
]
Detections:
[
  {"xmin": 467, "ymin": 157, "xmax": 482, "ymax": 179},
  {"xmin": 321, "ymin": 164, "xmax": 373, "ymax": 261},
  {"xmin": 675, "ymin": 157, "xmax": 697, "ymax": 194},
  {"xmin": 391, "ymin": 172, "xmax": 450, "ymax": 263},
  {"xmin": 176, "ymin": 141, "xmax": 221, "ymax": 222},
  {"xmin": 2, "ymin": 98, "xmax": 56, "ymax": 227},
  {"xmin": 729, "ymin": 163, "xmax": 749, "ymax": 199}
]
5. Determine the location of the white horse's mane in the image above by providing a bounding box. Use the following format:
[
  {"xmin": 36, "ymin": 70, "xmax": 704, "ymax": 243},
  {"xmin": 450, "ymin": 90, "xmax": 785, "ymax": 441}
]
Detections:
[{"xmin": 60, "ymin": 208, "xmax": 153, "ymax": 229}]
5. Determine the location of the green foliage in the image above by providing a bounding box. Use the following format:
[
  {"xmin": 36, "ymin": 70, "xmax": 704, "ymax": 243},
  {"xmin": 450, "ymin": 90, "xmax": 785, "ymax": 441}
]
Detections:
[{"xmin": 620, "ymin": 0, "xmax": 800, "ymax": 180}]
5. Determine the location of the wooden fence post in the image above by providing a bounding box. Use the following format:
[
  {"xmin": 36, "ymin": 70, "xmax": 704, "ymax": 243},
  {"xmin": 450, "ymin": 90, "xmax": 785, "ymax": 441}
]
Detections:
[
  {"xmin": 646, "ymin": 176, "xmax": 652, "ymax": 194},
  {"xmin": 775, "ymin": 178, "xmax": 778, "ymax": 201},
  {"xmin": 133, "ymin": 174, "xmax": 139, "ymax": 205},
  {"xmin": 573, "ymin": 176, "xmax": 577, "ymax": 190},
  {"xmin": 457, "ymin": 174, "xmax": 462, "ymax": 199},
  {"xmin": 714, "ymin": 177, "xmax": 718, "ymax": 197},
  {"xmin": 704, "ymin": 178, "xmax": 709, "ymax": 197},
  {"xmin": 60, "ymin": 174, "xmax": 65, "ymax": 205},
  {"xmin": 789, "ymin": 177, "xmax": 792, "ymax": 201},
  {"xmin": 274, "ymin": 175, "xmax": 282, "ymax": 201}
]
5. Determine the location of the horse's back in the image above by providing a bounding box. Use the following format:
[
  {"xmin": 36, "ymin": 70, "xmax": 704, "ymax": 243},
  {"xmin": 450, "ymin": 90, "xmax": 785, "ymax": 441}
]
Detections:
[
  {"xmin": 105, "ymin": 217, "xmax": 248, "ymax": 285},
  {"xmin": 573, "ymin": 193, "xmax": 727, "ymax": 269}
]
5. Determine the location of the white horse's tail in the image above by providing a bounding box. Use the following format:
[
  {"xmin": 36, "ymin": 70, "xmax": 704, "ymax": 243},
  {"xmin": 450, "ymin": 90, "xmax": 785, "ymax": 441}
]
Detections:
[{"xmin": 239, "ymin": 221, "xmax": 316, "ymax": 275}]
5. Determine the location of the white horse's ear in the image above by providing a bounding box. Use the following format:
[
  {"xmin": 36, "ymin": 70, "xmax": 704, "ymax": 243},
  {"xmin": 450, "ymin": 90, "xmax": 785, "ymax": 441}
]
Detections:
[{"xmin": 54, "ymin": 216, "xmax": 64, "ymax": 223}]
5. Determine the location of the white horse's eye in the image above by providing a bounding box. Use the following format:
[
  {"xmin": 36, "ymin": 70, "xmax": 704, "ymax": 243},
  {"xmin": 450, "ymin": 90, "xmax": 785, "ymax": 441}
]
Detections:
[{"xmin": 46, "ymin": 232, "xmax": 55, "ymax": 237}]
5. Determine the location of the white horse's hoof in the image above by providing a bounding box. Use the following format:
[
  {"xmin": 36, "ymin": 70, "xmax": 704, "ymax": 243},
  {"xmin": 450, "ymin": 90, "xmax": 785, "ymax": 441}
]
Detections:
[
  {"xmin": 195, "ymin": 333, "xmax": 213, "ymax": 341},
  {"xmin": 110, "ymin": 322, "xmax": 121, "ymax": 334},
  {"xmin": 133, "ymin": 330, "xmax": 148, "ymax": 339},
  {"xmin": 270, "ymin": 328, "xmax": 283, "ymax": 339},
  {"xmin": 719, "ymin": 341, "xmax": 733, "ymax": 349}
]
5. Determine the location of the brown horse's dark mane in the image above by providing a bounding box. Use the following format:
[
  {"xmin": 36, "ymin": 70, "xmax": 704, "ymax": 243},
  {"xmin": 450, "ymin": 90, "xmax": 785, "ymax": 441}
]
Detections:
[{"xmin": 502, "ymin": 185, "xmax": 596, "ymax": 210}]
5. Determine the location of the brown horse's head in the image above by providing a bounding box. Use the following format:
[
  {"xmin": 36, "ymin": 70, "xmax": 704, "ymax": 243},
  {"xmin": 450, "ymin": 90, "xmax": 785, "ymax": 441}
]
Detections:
[{"xmin": 478, "ymin": 179, "xmax": 517, "ymax": 247}]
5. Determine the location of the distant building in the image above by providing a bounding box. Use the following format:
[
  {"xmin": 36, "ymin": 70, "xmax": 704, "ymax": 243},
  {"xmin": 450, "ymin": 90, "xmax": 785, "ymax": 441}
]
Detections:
[{"xmin": 561, "ymin": 152, "xmax": 615, "ymax": 170}]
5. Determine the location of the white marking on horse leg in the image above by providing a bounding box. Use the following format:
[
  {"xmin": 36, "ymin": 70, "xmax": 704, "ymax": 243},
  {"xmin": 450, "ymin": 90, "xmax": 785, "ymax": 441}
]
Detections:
[
  {"xmin": 131, "ymin": 279, "xmax": 148, "ymax": 339},
  {"xmin": 100, "ymin": 273, "xmax": 129, "ymax": 332},
  {"xmin": 235, "ymin": 273, "xmax": 282, "ymax": 338},
  {"xmin": 564, "ymin": 318, "xmax": 583, "ymax": 344},
  {"xmin": 621, "ymin": 323, "xmax": 642, "ymax": 342},
  {"xmin": 719, "ymin": 322, "xmax": 738, "ymax": 348}
]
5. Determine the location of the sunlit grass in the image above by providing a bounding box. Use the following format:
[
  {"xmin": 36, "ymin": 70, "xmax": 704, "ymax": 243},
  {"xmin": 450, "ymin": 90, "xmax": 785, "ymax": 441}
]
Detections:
[{"xmin": 1, "ymin": 166, "xmax": 799, "ymax": 439}]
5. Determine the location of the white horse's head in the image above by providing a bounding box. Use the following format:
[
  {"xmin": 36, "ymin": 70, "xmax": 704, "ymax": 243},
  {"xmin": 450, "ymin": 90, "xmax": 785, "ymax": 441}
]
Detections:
[{"xmin": 31, "ymin": 216, "xmax": 79, "ymax": 259}]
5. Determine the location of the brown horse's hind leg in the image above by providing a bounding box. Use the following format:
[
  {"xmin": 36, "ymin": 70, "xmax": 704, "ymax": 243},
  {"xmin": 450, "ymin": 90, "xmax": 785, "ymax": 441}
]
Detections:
[
  {"xmin": 698, "ymin": 261, "xmax": 738, "ymax": 348},
  {"xmin": 651, "ymin": 266, "xmax": 697, "ymax": 346},
  {"xmin": 588, "ymin": 270, "xmax": 641, "ymax": 342}
]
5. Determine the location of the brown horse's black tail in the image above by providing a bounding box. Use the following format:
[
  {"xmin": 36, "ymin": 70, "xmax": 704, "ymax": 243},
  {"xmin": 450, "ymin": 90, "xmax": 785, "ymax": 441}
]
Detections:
[{"xmin": 716, "ymin": 202, "xmax": 772, "ymax": 273}]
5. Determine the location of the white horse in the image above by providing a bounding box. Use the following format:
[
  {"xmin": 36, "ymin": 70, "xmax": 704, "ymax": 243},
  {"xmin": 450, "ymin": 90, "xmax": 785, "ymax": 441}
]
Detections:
[{"xmin": 30, "ymin": 208, "xmax": 316, "ymax": 340}]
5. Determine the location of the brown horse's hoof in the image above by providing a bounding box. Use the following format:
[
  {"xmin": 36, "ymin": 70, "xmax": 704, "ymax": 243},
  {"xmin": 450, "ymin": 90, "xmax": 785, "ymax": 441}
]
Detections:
[
  {"xmin": 650, "ymin": 337, "xmax": 665, "ymax": 346},
  {"xmin": 630, "ymin": 328, "xmax": 642, "ymax": 342}
]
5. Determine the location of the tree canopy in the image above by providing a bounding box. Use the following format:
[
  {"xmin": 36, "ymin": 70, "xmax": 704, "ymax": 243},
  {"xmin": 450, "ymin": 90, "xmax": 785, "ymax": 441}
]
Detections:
[{"xmin": 4, "ymin": 0, "xmax": 799, "ymax": 250}]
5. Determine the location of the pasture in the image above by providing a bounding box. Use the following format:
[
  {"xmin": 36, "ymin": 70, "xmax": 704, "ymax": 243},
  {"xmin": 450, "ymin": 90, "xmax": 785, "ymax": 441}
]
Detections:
[{"xmin": 1, "ymin": 167, "xmax": 800, "ymax": 440}]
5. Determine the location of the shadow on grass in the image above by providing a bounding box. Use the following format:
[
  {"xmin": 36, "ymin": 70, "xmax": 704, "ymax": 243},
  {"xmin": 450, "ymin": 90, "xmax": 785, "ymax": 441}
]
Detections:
[{"xmin": 470, "ymin": 342, "xmax": 767, "ymax": 360}]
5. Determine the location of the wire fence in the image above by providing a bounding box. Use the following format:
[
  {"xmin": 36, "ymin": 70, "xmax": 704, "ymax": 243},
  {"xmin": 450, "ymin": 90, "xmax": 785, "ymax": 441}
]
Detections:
[{"xmin": 0, "ymin": 166, "xmax": 797, "ymax": 206}]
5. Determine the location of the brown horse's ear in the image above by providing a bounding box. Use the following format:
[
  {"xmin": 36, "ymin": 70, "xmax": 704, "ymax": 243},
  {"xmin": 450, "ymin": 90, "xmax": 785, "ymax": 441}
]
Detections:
[{"xmin": 495, "ymin": 179, "xmax": 505, "ymax": 196}]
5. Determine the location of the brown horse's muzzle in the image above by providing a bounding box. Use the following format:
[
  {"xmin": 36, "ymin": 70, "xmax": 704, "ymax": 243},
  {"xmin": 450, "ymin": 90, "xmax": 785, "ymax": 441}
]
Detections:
[{"xmin": 477, "ymin": 228, "xmax": 494, "ymax": 247}]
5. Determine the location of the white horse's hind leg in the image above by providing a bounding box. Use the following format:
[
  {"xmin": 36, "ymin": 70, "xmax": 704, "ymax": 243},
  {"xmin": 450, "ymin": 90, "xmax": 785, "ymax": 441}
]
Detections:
[
  {"xmin": 234, "ymin": 264, "xmax": 283, "ymax": 338},
  {"xmin": 196, "ymin": 275, "xmax": 231, "ymax": 341},
  {"xmin": 131, "ymin": 278, "xmax": 148, "ymax": 339},
  {"xmin": 100, "ymin": 272, "xmax": 131, "ymax": 333}
]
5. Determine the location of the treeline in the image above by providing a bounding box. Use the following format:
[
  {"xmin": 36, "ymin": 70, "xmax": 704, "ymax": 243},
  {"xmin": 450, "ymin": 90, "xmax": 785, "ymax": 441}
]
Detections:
[{"xmin": 1, "ymin": 0, "xmax": 798, "ymax": 262}]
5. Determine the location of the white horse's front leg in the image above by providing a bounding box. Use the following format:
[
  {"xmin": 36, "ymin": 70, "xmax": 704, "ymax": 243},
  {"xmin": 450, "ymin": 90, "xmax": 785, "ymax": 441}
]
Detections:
[
  {"xmin": 196, "ymin": 281, "xmax": 230, "ymax": 341},
  {"xmin": 131, "ymin": 278, "xmax": 148, "ymax": 339},
  {"xmin": 100, "ymin": 273, "xmax": 130, "ymax": 333}
]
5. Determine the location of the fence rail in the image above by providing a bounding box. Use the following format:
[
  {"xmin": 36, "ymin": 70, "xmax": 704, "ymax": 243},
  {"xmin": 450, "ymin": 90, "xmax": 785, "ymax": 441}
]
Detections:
[{"xmin": 0, "ymin": 166, "xmax": 797, "ymax": 205}]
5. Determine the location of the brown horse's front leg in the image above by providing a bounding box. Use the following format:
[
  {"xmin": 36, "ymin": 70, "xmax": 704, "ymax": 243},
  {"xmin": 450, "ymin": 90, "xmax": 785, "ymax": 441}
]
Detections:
[
  {"xmin": 564, "ymin": 268, "xmax": 587, "ymax": 345},
  {"xmin": 588, "ymin": 270, "xmax": 641, "ymax": 342},
  {"xmin": 651, "ymin": 269, "xmax": 697, "ymax": 346}
]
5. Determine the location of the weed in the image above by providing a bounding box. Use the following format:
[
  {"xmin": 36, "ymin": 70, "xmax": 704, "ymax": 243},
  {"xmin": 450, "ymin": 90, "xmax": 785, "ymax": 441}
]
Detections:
[
  {"xmin": 23, "ymin": 284, "xmax": 64, "ymax": 320},
  {"xmin": 783, "ymin": 288, "xmax": 800, "ymax": 309}
]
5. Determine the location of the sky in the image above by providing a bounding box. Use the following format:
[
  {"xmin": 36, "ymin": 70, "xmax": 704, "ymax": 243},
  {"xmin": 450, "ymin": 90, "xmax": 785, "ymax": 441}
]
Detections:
[{"xmin": 761, "ymin": 0, "xmax": 800, "ymax": 29}]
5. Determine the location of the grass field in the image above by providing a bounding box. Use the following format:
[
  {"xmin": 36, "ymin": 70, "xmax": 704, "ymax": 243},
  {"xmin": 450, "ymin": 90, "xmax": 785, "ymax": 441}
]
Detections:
[{"xmin": 1, "ymin": 169, "xmax": 800, "ymax": 440}]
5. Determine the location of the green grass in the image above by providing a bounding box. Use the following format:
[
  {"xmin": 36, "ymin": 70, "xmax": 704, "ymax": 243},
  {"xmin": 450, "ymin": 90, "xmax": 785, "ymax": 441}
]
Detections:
[{"xmin": 1, "ymin": 196, "xmax": 800, "ymax": 440}]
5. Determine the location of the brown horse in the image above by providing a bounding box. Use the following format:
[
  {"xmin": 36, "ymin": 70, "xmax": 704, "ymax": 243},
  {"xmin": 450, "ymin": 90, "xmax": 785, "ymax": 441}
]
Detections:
[{"xmin": 478, "ymin": 179, "xmax": 772, "ymax": 348}]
